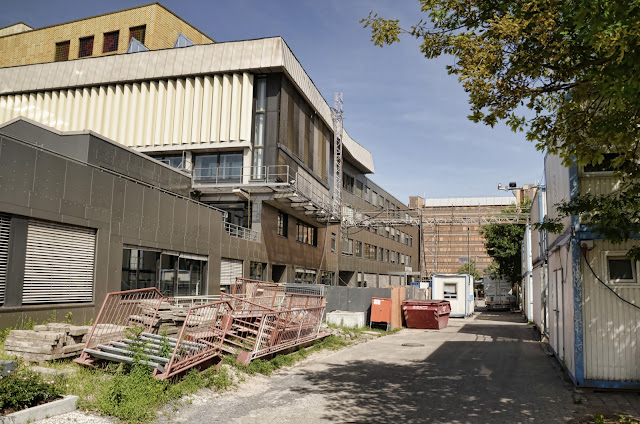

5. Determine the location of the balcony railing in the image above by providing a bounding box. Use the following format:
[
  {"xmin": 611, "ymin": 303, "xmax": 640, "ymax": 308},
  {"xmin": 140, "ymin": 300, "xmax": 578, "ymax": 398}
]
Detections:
[
  {"xmin": 225, "ymin": 221, "xmax": 260, "ymax": 242},
  {"xmin": 193, "ymin": 165, "xmax": 337, "ymax": 219}
]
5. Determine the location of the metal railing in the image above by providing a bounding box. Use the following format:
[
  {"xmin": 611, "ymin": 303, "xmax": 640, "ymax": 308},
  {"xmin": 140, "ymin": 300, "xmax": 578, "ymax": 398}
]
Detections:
[
  {"xmin": 224, "ymin": 221, "xmax": 260, "ymax": 242},
  {"xmin": 193, "ymin": 165, "xmax": 338, "ymax": 219}
]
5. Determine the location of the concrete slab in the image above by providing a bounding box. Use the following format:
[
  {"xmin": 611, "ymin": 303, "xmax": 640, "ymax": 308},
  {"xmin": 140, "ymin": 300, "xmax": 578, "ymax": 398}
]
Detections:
[
  {"xmin": 325, "ymin": 311, "xmax": 365, "ymax": 328},
  {"xmin": 0, "ymin": 395, "xmax": 78, "ymax": 424}
]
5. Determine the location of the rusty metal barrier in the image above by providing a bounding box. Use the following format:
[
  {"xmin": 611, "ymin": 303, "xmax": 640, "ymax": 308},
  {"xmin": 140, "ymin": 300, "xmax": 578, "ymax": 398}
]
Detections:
[
  {"xmin": 77, "ymin": 283, "xmax": 327, "ymax": 377},
  {"xmin": 75, "ymin": 287, "xmax": 164, "ymax": 367}
]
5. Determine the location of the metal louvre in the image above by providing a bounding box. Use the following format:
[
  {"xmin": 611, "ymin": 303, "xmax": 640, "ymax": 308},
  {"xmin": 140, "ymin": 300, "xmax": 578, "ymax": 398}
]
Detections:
[
  {"xmin": 0, "ymin": 214, "xmax": 10, "ymax": 305},
  {"xmin": 220, "ymin": 258, "xmax": 243, "ymax": 286},
  {"xmin": 23, "ymin": 220, "xmax": 96, "ymax": 304}
]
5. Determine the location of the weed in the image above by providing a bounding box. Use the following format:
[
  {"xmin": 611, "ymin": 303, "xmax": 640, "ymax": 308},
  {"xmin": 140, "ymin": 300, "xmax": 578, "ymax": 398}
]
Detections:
[
  {"xmin": 572, "ymin": 393, "xmax": 583, "ymax": 404},
  {"xmin": 594, "ymin": 414, "xmax": 605, "ymax": 424},
  {"xmin": 0, "ymin": 367, "xmax": 62, "ymax": 414}
]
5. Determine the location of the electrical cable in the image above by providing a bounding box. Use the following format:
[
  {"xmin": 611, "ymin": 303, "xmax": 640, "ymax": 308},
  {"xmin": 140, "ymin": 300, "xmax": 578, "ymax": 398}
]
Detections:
[{"xmin": 583, "ymin": 249, "xmax": 640, "ymax": 311}]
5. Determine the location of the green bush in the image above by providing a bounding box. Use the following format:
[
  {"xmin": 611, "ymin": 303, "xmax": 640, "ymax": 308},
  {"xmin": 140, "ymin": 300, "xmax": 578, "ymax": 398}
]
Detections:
[{"xmin": 0, "ymin": 368, "xmax": 62, "ymax": 414}]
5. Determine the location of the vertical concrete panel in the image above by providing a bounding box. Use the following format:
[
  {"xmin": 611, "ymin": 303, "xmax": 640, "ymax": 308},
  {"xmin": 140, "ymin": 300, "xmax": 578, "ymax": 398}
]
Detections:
[
  {"xmin": 172, "ymin": 78, "xmax": 185, "ymax": 145},
  {"xmin": 62, "ymin": 90, "xmax": 73, "ymax": 131},
  {"xmin": 163, "ymin": 79, "xmax": 176, "ymax": 145},
  {"xmin": 229, "ymin": 73, "xmax": 242, "ymax": 141},
  {"xmin": 41, "ymin": 93, "xmax": 51, "ymax": 127},
  {"xmin": 78, "ymin": 88, "xmax": 89, "ymax": 130},
  {"xmin": 154, "ymin": 80, "xmax": 167, "ymax": 146},
  {"xmin": 144, "ymin": 82, "xmax": 156, "ymax": 147},
  {"xmin": 219, "ymin": 74, "xmax": 232, "ymax": 142},
  {"xmin": 239, "ymin": 72, "xmax": 253, "ymax": 141},
  {"xmin": 191, "ymin": 77, "xmax": 203, "ymax": 144},
  {"xmin": 70, "ymin": 89, "xmax": 81, "ymax": 130},
  {"xmin": 34, "ymin": 93, "xmax": 44, "ymax": 123},
  {"xmin": 118, "ymin": 84, "xmax": 131, "ymax": 146},
  {"xmin": 26, "ymin": 93, "xmax": 37, "ymax": 121},
  {"xmin": 210, "ymin": 75, "xmax": 223, "ymax": 143},
  {"xmin": 103, "ymin": 85, "xmax": 115, "ymax": 139},
  {"xmin": 0, "ymin": 96, "xmax": 8, "ymax": 123},
  {"xmin": 182, "ymin": 77, "xmax": 194, "ymax": 145},
  {"xmin": 201, "ymin": 76, "xmax": 213, "ymax": 142},
  {"xmin": 133, "ymin": 83, "xmax": 145, "ymax": 147}
]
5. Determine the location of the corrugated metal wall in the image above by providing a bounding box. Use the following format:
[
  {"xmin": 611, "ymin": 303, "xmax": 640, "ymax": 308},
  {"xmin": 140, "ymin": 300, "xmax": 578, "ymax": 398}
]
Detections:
[
  {"xmin": 0, "ymin": 73, "xmax": 253, "ymax": 149},
  {"xmin": 532, "ymin": 265, "xmax": 545, "ymax": 333},
  {"xmin": 548, "ymin": 244, "xmax": 575, "ymax": 376},
  {"xmin": 582, "ymin": 239, "xmax": 640, "ymax": 382}
]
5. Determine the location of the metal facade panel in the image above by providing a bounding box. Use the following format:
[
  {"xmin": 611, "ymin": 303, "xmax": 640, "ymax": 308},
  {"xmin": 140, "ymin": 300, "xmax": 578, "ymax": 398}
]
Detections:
[
  {"xmin": 23, "ymin": 220, "xmax": 96, "ymax": 304},
  {"xmin": 0, "ymin": 214, "xmax": 9, "ymax": 305},
  {"xmin": 220, "ymin": 258, "xmax": 243, "ymax": 286},
  {"xmin": 583, "ymin": 239, "xmax": 640, "ymax": 382}
]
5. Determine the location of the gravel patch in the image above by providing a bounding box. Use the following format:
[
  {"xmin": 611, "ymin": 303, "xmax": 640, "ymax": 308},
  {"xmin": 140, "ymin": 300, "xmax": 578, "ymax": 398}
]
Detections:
[{"xmin": 36, "ymin": 410, "xmax": 116, "ymax": 424}]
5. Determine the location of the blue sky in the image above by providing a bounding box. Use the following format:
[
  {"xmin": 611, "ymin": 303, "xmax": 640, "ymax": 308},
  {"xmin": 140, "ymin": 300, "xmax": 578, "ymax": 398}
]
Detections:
[{"xmin": 2, "ymin": 0, "xmax": 545, "ymax": 203}]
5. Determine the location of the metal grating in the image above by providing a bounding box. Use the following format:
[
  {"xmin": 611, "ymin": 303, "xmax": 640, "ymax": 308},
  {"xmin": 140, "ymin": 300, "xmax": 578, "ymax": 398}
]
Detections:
[
  {"xmin": 0, "ymin": 214, "xmax": 10, "ymax": 305},
  {"xmin": 23, "ymin": 220, "xmax": 96, "ymax": 304}
]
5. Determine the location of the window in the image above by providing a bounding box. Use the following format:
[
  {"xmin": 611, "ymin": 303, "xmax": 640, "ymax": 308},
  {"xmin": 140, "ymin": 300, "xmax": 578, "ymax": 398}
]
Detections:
[
  {"xmin": 129, "ymin": 25, "xmax": 146, "ymax": 44},
  {"xmin": 320, "ymin": 271, "xmax": 334, "ymax": 285},
  {"xmin": 607, "ymin": 255, "xmax": 637, "ymax": 283},
  {"xmin": 250, "ymin": 262, "xmax": 266, "ymax": 281},
  {"xmin": 355, "ymin": 180, "xmax": 363, "ymax": 197},
  {"xmin": 151, "ymin": 154, "xmax": 185, "ymax": 169},
  {"xmin": 253, "ymin": 77, "xmax": 266, "ymax": 179},
  {"xmin": 385, "ymin": 249, "xmax": 390, "ymax": 262},
  {"xmin": 584, "ymin": 153, "xmax": 620, "ymax": 173},
  {"xmin": 407, "ymin": 256, "xmax": 412, "ymax": 267},
  {"xmin": 295, "ymin": 268, "xmax": 317, "ymax": 284},
  {"xmin": 371, "ymin": 191, "xmax": 378, "ymax": 206},
  {"xmin": 103, "ymin": 30, "xmax": 119, "ymax": 53},
  {"xmin": 343, "ymin": 173, "xmax": 354, "ymax": 193},
  {"xmin": 331, "ymin": 233, "xmax": 336, "ymax": 252},
  {"xmin": 390, "ymin": 251, "xmax": 396, "ymax": 263},
  {"xmin": 54, "ymin": 41, "xmax": 70, "ymax": 61},
  {"xmin": 122, "ymin": 247, "xmax": 207, "ymax": 296},
  {"xmin": 208, "ymin": 201, "xmax": 249, "ymax": 228},
  {"xmin": 444, "ymin": 283, "xmax": 457, "ymax": 299},
  {"xmin": 194, "ymin": 152, "xmax": 243, "ymax": 182},
  {"xmin": 277, "ymin": 211, "xmax": 288, "ymax": 237},
  {"xmin": 401, "ymin": 254, "xmax": 405, "ymax": 265},
  {"xmin": 364, "ymin": 186, "xmax": 371, "ymax": 203},
  {"xmin": 342, "ymin": 236, "xmax": 354, "ymax": 255},
  {"xmin": 78, "ymin": 36, "xmax": 94, "ymax": 58},
  {"xmin": 355, "ymin": 241, "xmax": 363, "ymax": 257},
  {"xmin": 379, "ymin": 247, "xmax": 384, "ymax": 262},
  {"xmin": 378, "ymin": 195, "xmax": 385, "ymax": 208},
  {"xmin": 296, "ymin": 220, "xmax": 317, "ymax": 246}
]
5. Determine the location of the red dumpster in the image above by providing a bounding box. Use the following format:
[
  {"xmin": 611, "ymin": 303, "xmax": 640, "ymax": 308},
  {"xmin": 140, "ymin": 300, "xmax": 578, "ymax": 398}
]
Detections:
[{"xmin": 402, "ymin": 300, "xmax": 451, "ymax": 330}]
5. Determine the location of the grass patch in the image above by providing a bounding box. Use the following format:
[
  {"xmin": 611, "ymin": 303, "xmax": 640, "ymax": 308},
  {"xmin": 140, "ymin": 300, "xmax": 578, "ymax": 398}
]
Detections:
[{"xmin": 0, "ymin": 367, "xmax": 62, "ymax": 416}]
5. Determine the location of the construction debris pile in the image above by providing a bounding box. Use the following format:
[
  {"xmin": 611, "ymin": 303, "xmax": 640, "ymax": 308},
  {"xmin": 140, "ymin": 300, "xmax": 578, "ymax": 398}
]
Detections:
[
  {"xmin": 74, "ymin": 279, "xmax": 327, "ymax": 380},
  {"xmin": 4, "ymin": 323, "xmax": 91, "ymax": 362}
]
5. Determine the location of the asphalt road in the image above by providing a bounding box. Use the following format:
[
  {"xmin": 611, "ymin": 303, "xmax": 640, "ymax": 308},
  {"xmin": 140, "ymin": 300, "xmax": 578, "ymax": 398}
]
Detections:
[{"xmin": 168, "ymin": 310, "xmax": 576, "ymax": 424}]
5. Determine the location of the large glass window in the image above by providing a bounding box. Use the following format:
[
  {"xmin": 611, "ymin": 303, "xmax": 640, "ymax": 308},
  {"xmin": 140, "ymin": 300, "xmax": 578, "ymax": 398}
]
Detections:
[
  {"xmin": 341, "ymin": 236, "xmax": 354, "ymax": 255},
  {"xmin": 253, "ymin": 77, "xmax": 266, "ymax": 179},
  {"xmin": 250, "ymin": 261, "xmax": 266, "ymax": 281},
  {"xmin": 194, "ymin": 152, "xmax": 243, "ymax": 182},
  {"xmin": 355, "ymin": 241, "xmax": 363, "ymax": 257},
  {"xmin": 151, "ymin": 154, "xmax": 185, "ymax": 170},
  {"xmin": 295, "ymin": 268, "xmax": 316, "ymax": 284},
  {"xmin": 320, "ymin": 271, "xmax": 334, "ymax": 285},
  {"xmin": 122, "ymin": 247, "xmax": 207, "ymax": 296},
  {"xmin": 277, "ymin": 211, "xmax": 288, "ymax": 237},
  {"xmin": 343, "ymin": 173, "xmax": 354, "ymax": 193},
  {"xmin": 355, "ymin": 180, "xmax": 363, "ymax": 197},
  {"xmin": 296, "ymin": 220, "xmax": 317, "ymax": 246},
  {"xmin": 208, "ymin": 201, "xmax": 249, "ymax": 228}
]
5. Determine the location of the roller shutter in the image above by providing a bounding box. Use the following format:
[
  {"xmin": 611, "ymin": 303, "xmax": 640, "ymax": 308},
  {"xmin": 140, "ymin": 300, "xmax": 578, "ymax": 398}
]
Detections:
[
  {"xmin": 220, "ymin": 258, "xmax": 243, "ymax": 286},
  {"xmin": 379, "ymin": 274, "xmax": 390, "ymax": 286},
  {"xmin": 0, "ymin": 214, "xmax": 10, "ymax": 305},
  {"xmin": 23, "ymin": 220, "xmax": 96, "ymax": 304}
]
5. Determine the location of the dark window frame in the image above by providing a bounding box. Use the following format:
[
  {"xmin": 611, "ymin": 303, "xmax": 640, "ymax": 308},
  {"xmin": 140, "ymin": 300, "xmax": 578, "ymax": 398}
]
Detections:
[
  {"xmin": 103, "ymin": 30, "xmax": 120, "ymax": 53},
  {"xmin": 129, "ymin": 25, "xmax": 146, "ymax": 44},
  {"xmin": 78, "ymin": 35, "xmax": 94, "ymax": 58},
  {"xmin": 54, "ymin": 41, "xmax": 70, "ymax": 62},
  {"xmin": 277, "ymin": 211, "xmax": 288, "ymax": 238}
]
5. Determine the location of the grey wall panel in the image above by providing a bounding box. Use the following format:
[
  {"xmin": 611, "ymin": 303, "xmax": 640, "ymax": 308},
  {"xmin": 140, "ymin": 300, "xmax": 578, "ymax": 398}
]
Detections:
[
  {"xmin": 156, "ymin": 192, "xmax": 175, "ymax": 244},
  {"xmin": 171, "ymin": 199, "xmax": 187, "ymax": 246},
  {"xmin": 140, "ymin": 158, "xmax": 157, "ymax": 186},
  {"xmin": 140, "ymin": 189, "xmax": 160, "ymax": 241},
  {"xmin": 30, "ymin": 151, "xmax": 65, "ymax": 213},
  {"xmin": 110, "ymin": 178, "xmax": 125, "ymax": 228},
  {"xmin": 121, "ymin": 181, "xmax": 143, "ymax": 239},
  {"xmin": 185, "ymin": 202, "xmax": 199, "ymax": 249},
  {"xmin": 127, "ymin": 154, "xmax": 144, "ymax": 181},
  {"xmin": 90, "ymin": 140, "xmax": 116, "ymax": 168},
  {"xmin": 112, "ymin": 145, "xmax": 131, "ymax": 178},
  {"xmin": 0, "ymin": 137, "xmax": 36, "ymax": 207},
  {"xmin": 63, "ymin": 161, "xmax": 92, "ymax": 205},
  {"xmin": 196, "ymin": 207, "xmax": 211, "ymax": 251}
]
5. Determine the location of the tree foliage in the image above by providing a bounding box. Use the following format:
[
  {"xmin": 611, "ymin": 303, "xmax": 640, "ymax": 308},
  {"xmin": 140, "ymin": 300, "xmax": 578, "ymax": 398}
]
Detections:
[
  {"xmin": 457, "ymin": 259, "xmax": 482, "ymax": 281},
  {"xmin": 480, "ymin": 201, "xmax": 530, "ymax": 284},
  {"xmin": 362, "ymin": 1, "xmax": 640, "ymax": 245}
]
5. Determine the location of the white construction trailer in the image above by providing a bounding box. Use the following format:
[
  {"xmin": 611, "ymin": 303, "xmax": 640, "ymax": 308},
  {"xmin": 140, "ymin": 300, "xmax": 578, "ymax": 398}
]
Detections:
[
  {"xmin": 483, "ymin": 275, "xmax": 512, "ymax": 311},
  {"xmin": 431, "ymin": 274, "xmax": 474, "ymax": 317}
]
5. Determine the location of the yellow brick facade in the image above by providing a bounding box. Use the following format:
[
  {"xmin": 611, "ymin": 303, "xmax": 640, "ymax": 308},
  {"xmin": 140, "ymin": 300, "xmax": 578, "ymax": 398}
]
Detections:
[{"xmin": 0, "ymin": 3, "xmax": 213, "ymax": 68}]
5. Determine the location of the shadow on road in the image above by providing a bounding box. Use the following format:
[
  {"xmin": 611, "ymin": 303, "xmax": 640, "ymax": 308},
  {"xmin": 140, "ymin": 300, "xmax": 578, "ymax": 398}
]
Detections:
[{"xmin": 291, "ymin": 316, "xmax": 573, "ymax": 423}]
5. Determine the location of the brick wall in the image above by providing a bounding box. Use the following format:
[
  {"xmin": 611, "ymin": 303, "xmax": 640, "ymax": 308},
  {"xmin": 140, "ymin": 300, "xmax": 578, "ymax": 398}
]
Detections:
[{"xmin": 0, "ymin": 4, "xmax": 213, "ymax": 68}]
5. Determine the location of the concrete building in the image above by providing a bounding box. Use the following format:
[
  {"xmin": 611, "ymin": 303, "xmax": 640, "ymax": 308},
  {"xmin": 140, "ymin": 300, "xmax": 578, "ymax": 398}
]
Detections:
[
  {"xmin": 0, "ymin": 3, "xmax": 213, "ymax": 68},
  {"xmin": 527, "ymin": 154, "xmax": 640, "ymax": 388},
  {"xmin": 414, "ymin": 197, "xmax": 517, "ymax": 276},
  {"xmin": 0, "ymin": 6, "xmax": 418, "ymax": 325}
]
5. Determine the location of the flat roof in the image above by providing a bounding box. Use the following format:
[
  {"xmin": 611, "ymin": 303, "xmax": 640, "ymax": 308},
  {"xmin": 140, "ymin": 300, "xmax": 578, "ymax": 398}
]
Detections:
[{"xmin": 424, "ymin": 197, "xmax": 516, "ymax": 207}]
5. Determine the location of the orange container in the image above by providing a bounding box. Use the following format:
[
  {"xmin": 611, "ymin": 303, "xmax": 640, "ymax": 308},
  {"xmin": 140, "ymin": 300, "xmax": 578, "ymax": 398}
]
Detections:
[{"xmin": 370, "ymin": 297, "xmax": 392, "ymax": 330}]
